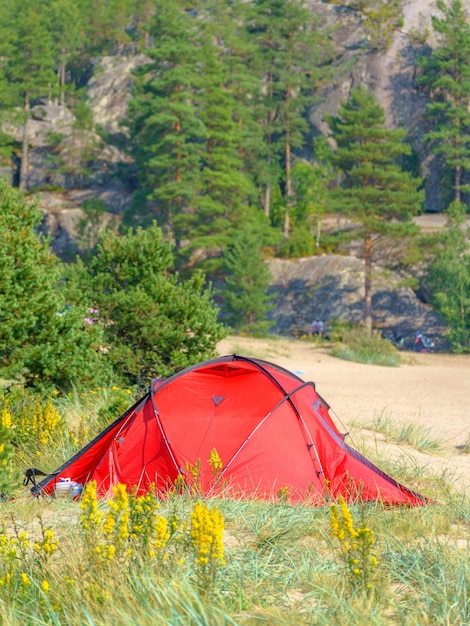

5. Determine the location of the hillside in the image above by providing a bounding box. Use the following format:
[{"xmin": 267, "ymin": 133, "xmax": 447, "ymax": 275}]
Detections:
[
  {"xmin": 11, "ymin": 0, "xmax": 461, "ymax": 240},
  {"xmin": 1, "ymin": 0, "xmax": 467, "ymax": 344}
]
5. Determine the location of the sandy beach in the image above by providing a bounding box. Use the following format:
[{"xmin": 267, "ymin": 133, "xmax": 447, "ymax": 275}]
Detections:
[{"xmin": 217, "ymin": 336, "xmax": 470, "ymax": 492}]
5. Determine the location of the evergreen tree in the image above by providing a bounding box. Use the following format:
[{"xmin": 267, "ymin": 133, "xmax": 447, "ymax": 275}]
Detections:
[
  {"xmin": 128, "ymin": 0, "xmax": 157, "ymax": 49},
  {"xmin": 0, "ymin": 181, "xmax": 109, "ymax": 392},
  {"xmin": 247, "ymin": 0, "xmax": 333, "ymax": 235},
  {"xmin": 427, "ymin": 201, "xmax": 470, "ymax": 351},
  {"xmin": 125, "ymin": 0, "xmax": 207, "ymax": 237},
  {"xmin": 127, "ymin": 0, "xmax": 263, "ymax": 275},
  {"xmin": 178, "ymin": 27, "xmax": 256, "ymax": 273},
  {"xmin": 199, "ymin": 0, "xmax": 267, "ymax": 202},
  {"xmin": 417, "ymin": 0, "xmax": 470, "ymax": 205},
  {"xmin": 48, "ymin": 0, "xmax": 86, "ymax": 106},
  {"xmin": 67, "ymin": 223, "xmax": 226, "ymax": 389},
  {"xmin": 325, "ymin": 86, "xmax": 424, "ymax": 332},
  {"xmin": 1, "ymin": 0, "xmax": 57, "ymax": 190},
  {"xmin": 220, "ymin": 221, "xmax": 274, "ymax": 334},
  {"xmin": 76, "ymin": 0, "xmax": 130, "ymax": 55}
]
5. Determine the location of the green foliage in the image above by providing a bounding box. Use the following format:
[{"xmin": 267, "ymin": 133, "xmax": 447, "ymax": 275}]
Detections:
[
  {"xmin": 125, "ymin": 0, "xmax": 208, "ymax": 233},
  {"xmin": 73, "ymin": 99, "xmax": 95, "ymax": 131},
  {"xmin": 326, "ymin": 86, "xmax": 424, "ymax": 231},
  {"xmin": 76, "ymin": 196, "xmax": 116, "ymax": 257},
  {"xmin": 277, "ymin": 224, "xmax": 316, "ymax": 258},
  {"xmin": 325, "ymin": 86, "xmax": 423, "ymax": 331},
  {"xmin": 427, "ymin": 201, "xmax": 470, "ymax": 351},
  {"xmin": 330, "ymin": 324, "xmax": 403, "ymax": 366},
  {"xmin": 291, "ymin": 137, "xmax": 336, "ymax": 249},
  {"xmin": 0, "ymin": 1, "xmax": 56, "ymax": 105},
  {"xmin": 66, "ymin": 222, "xmax": 227, "ymax": 389},
  {"xmin": 0, "ymin": 182, "xmax": 110, "ymax": 392},
  {"xmin": 417, "ymin": 0, "xmax": 470, "ymax": 204},
  {"xmin": 248, "ymin": 0, "xmax": 335, "ymax": 232},
  {"xmin": 124, "ymin": 0, "xmax": 339, "ymax": 254},
  {"xmin": 219, "ymin": 222, "xmax": 275, "ymax": 334}
]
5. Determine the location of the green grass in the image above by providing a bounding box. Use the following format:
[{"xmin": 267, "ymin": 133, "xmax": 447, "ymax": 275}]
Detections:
[
  {"xmin": 364, "ymin": 411, "xmax": 444, "ymax": 454},
  {"xmin": 330, "ymin": 325, "xmax": 403, "ymax": 367},
  {"xmin": 0, "ymin": 481, "xmax": 468, "ymax": 625},
  {"xmin": 1, "ymin": 380, "xmax": 469, "ymax": 625}
]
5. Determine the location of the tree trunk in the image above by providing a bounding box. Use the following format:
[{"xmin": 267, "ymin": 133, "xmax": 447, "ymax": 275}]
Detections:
[
  {"xmin": 19, "ymin": 94, "xmax": 30, "ymax": 192},
  {"xmin": 60, "ymin": 49, "xmax": 66, "ymax": 107},
  {"xmin": 284, "ymin": 84, "xmax": 292, "ymax": 239},
  {"xmin": 316, "ymin": 215, "xmax": 321, "ymax": 247},
  {"xmin": 264, "ymin": 177, "xmax": 271, "ymax": 218},
  {"xmin": 263, "ymin": 70, "xmax": 274, "ymax": 219},
  {"xmin": 364, "ymin": 233, "xmax": 373, "ymax": 334},
  {"xmin": 284, "ymin": 129, "xmax": 292, "ymax": 238},
  {"xmin": 455, "ymin": 162, "xmax": 461, "ymax": 203}
]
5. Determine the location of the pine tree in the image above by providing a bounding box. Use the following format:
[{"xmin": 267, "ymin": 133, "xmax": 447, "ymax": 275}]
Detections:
[
  {"xmin": 125, "ymin": 0, "xmax": 207, "ymax": 236},
  {"xmin": 417, "ymin": 0, "xmax": 470, "ymax": 205},
  {"xmin": 48, "ymin": 0, "xmax": 85, "ymax": 106},
  {"xmin": 247, "ymin": 0, "xmax": 333, "ymax": 235},
  {"xmin": 0, "ymin": 181, "xmax": 109, "ymax": 392},
  {"xmin": 127, "ymin": 0, "xmax": 264, "ymax": 275},
  {"xmin": 325, "ymin": 86, "xmax": 424, "ymax": 332},
  {"xmin": 67, "ymin": 223, "xmax": 226, "ymax": 389},
  {"xmin": 427, "ymin": 201, "xmax": 470, "ymax": 351},
  {"xmin": 128, "ymin": 0, "xmax": 157, "ymax": 49},
  {"xmin": 178, "ymin": 25, "xmax": 256, "ymax": 274},
  {"xmin": 1, "ymin": 0, "xmax": 57, "ymax": 190},
  {"xmin": 201, "ymin": 0, "xmax": 267, "ymax": 202},
  {"xmin": 220, "ymin": 220, "xmax": 274, "ymax": 334}
]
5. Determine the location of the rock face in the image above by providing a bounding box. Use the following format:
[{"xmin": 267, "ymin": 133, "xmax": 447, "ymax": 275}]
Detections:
[
  {"xmin": 86, "ymin": 55, "xmax": 150, "ymax": 138},
  {"xmin": 306, "ymin": 0, "xmax": 445, "ymax": 211},
  {"xmin": 267, "ymin": 255, "xmax": 448, "ymax": 350}
]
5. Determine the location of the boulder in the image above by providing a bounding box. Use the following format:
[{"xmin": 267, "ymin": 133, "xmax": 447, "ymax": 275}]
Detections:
[{"xmin": 266, "ymin": 255, "xmax": 448, "ymax": 350}]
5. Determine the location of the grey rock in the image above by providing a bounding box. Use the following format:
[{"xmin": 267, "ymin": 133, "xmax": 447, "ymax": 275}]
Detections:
[
  {"xmin": 87, "ymin": 54, "xmax": 150, "ymax": 138},
  {"xmin": 266, "ymin": 255, "xmax": 448, "ymax": 350}
]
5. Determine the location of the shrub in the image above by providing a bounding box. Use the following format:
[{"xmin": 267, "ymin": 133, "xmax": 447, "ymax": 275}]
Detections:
[{"xmin": 331, "ymin": 324, "xmax": 402, "ymax": 366}]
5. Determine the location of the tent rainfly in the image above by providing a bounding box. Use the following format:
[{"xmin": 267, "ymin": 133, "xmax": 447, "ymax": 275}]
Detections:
[{"xmin": 32, "ymin": 355, "xmax": 428, "ymax": 506}]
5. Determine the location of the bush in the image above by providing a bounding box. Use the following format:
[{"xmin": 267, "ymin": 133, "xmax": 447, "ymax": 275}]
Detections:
[
  {"xmin": 330, "ymin": 324, "xmax": 402, "ymax": 367},
  {"xmin": 64, "ymin": 222, "xmax": 227, "ymax": 390},
  {"xmin": 0, "ymin": 181, "xmax": 110, "ymax": 392}
]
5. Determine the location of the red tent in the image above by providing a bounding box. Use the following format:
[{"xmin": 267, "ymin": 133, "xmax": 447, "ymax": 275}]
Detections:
[{"xmin": 34, "ymin": 355, "xmax": 427, "ymax": 506}]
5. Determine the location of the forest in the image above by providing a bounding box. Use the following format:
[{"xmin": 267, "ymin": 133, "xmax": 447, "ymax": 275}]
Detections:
[{"xmin": 0, "ymin": 0, "xmax": 469, "ymax": 392}]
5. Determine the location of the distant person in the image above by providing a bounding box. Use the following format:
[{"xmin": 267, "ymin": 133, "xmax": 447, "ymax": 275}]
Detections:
[
  {"xmin": 414, "ymin": 331, "xmax": 424, "ymax": 352},
  {"xmin": 310, "ymin": 319, "xmax": 324, "ymax": 337}
]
